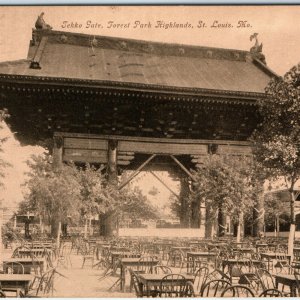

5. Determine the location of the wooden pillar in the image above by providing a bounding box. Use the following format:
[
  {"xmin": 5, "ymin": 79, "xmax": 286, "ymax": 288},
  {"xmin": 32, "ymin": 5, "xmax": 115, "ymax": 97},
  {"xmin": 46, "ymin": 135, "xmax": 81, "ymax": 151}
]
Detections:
[
  {"xmin": 190, "ymin": 181, "xmax": 201, "ymax": 228},
  {"xmin": 253, "ymin": 183, "xmax": 265, "ymax": 237},
  {"xmin": 104, "ymin": 140, "xmax": 118, "ymax": 236},
  {"xmin": 107, "ymin": 140, "xmax": 118, "ymax": 184},
  {"xmin": 179, "ymin": 175, "xmax": 190, "ymax": 228},
  {"xmin": 191, "ymin": 200, "xmax": 200, "ymax": 228},
  {"xmin": 53, "ymin": 136, "xmax": 63, "ymax": 169}
]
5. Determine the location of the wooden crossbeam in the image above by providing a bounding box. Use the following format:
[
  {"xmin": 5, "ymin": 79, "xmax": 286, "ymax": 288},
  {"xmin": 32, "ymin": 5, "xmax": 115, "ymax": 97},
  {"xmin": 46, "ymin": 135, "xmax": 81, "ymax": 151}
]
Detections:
[
  {"xmin": 118, "ymin": 154, "xmax": 156, "ymax": 190},
  {"xmin": 170, "ymin": 155, "xmax": 195, "ymax": 181},
  {"xmin": 149, "ymin": 171, "xmax": 180, "ymax": 199}
]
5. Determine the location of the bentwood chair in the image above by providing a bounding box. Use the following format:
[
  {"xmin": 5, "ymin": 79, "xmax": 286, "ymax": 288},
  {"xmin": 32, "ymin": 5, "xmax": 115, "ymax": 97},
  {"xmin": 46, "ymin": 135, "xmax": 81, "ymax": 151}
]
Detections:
[
  {"xmin": 292, "ymin": 250, "xmax": 300, "ymax": 271},
  {"xmin": 129, "ymin": 269, "xmax": 148, "ymax": 297},
  {"xmin": 137, "ymin": 256, "xmax": 156, "ymax": 274},
  {"xmin": 220, "ymin": 285, "xmax": 255, "ymax": 298},
  {"xmin": 0, "ymin": 290, "xmax": 6, "ymax": 298},
  {"xmin": 28, "ymin": 267, "xmax": 67, "ymax": 298},
  {"xmin": 81, "ymin": 243, "xmax": 96, "ymax": 268},
  {"xmin": 259, "ymin": 289, "xmax": 283, "ymax": 297},
  {"xmin": 294, "ymin": 271, "xmax": 300, "ymax": 296},
  {"xmin": 158, "ymin": 274, "xmax": 188, "ymax": 298},
  {"xmin": 200, "ymin": 279, "xmax": 231, "ymax": 297},
  {"xmin": 193, "ymin": 266, "xmax": 209, "ymax": 296},
  {"xmin": 206, "ymin": 268, "xmax": 231, "ymax": 283},
  {"xmin": 220, "ymin": 284, "xmax": 255, "ymax": 297},
  {"xmin": 153, "ymin": 265, "xmax": 172, "ymax": 275},
  {"xmin": 256, "ymin": 268, "xmax": 275, "ymax": 291},
  {"xmin": 274, "ymin": 251, "xmax": 292, "ymax": 274}
]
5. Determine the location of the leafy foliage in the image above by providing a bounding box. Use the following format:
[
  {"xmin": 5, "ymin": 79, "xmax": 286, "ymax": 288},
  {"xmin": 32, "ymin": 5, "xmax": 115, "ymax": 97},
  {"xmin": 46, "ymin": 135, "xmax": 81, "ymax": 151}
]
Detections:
[
  {"xmin": 191, "ymin": 155, "xmax": 257, "ymax": 222},
  {"xmin": 20, "ymin": 154, "xmax": 158, "ymax": 236},
  {"xmin": 78, "ymin": 164, "xmax": 113, "ymax": 218},
  {"xmin": 116, "ymin": 186, "xmax": 159, "ymax": 220},
  {"xmin": 22, "ymin": 155, "xmax": 82, "ymax": 227},
  {"xmin": 251, "ymin": 63, "xmax": 300, "ymax": 252},
  {"xmin": 264, "ymin": 192, "xmax": 289, "ymax": 228},
  {"xmin": 251, "ymin": 63, "xmax": 300, "ymax": 188}
]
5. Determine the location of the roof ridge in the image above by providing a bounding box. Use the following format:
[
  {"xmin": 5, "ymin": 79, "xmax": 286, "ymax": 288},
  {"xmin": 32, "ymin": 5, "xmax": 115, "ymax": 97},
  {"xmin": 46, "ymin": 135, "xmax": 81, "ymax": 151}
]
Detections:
[
  {"xmin": 43, "ymin": 28, "xmax": 250, "ymax": 54},
  {"xmin": 31, "ymin": 29, "xmax": 250, "ymax": 62}
]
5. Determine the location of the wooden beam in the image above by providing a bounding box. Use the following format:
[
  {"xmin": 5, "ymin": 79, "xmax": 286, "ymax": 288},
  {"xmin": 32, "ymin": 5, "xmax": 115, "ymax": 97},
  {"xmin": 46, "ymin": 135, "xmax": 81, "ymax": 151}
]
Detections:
[
  {"xmin": 170, "ymin": 155, "xmax": 195, "ymax": 181},
  {"xmin": 118, "ymin": 154, "xmax": 156, "ymax": 190},
  {"xmin": 149, "ymin": 171, "xmax": 179, "ymax": 199},
  {"xmin": 54, "ymin": 132, "xmax": 251, "ymax": 147}
]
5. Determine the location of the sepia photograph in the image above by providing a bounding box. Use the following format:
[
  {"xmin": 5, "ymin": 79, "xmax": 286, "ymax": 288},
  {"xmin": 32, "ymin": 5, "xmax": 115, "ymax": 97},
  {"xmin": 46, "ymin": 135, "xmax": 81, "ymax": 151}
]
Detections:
[{"xmin": 0, "ymin": 4, "xmax": 300, "ymax": 297}]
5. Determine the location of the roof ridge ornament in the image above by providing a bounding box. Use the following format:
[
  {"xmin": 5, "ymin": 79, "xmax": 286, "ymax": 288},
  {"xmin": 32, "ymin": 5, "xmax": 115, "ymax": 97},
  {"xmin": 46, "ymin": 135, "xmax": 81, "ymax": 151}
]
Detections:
[
  {"xmin": 249, "ymin": 33, "xmax": 266, "ymax": 65},
  {"xmin": 35, "ymin": 12, "xmax": 53, "ymax": 30}
]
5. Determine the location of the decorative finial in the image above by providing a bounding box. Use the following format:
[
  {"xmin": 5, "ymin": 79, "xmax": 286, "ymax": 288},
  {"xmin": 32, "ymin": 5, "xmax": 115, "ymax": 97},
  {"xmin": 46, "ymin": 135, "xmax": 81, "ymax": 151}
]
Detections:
[
  {"xmin": 249, "ymin": 33, "xmax": 266, "ymax": 65},
  {"xmin": 35, "ymin": 12, "xmax": 52, "ymax": 30},
  {"xmin": 91, "ymin": 37, "xmax": 98, "ymax": 47}
]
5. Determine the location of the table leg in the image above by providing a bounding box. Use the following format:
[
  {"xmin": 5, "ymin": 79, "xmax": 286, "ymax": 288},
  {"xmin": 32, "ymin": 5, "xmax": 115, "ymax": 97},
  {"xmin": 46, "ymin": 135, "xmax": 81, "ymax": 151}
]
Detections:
[
  {"xmin": 291, "ymin": 284, "xmax": 296, "ymax": 297},
  {"xmin": 275, "ymin": 278, "xmax": 279, "ymax": 290}
]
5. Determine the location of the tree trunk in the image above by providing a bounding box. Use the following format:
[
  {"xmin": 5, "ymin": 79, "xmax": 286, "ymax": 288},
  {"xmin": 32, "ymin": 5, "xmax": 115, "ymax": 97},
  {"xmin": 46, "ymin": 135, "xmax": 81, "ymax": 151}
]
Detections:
[
  {"xmin": 253, "ymin": 184, "xmax": 265, "ymax": 237},
  {"xmin": 276, "ymin": 214, "xmax": 280, "ymax": 237},
  {"xmin": 218, "ymin": 206, "xmax": 226, "ymax": 237},
  {"xmin": 89, "ymin": 218, "xmax": 93, "ymax": 236},
  {"xmin": 288, "ymin": 190, "xmax": 296, "ymax": 256},
  {"xmin": 205, "ymin": 205, "xmax": 214, "ymax": 238},
  {"xmin": 84, "ymin": 218, "xmax": 88, "ymax": 239},
  {"xmin": 236, "ymin": 212, "xmax": 244, "ymax": 243},
  {"xmin": 51, "ymin": 219, "xmax": 58, "ymax": 237},
  {"xmin": 39, "ymin": 218, "xmax": 43, "ymax": 234},
  {"xmin": 56, "ymin": 221, "xmax": 61, "ymax": 249}
]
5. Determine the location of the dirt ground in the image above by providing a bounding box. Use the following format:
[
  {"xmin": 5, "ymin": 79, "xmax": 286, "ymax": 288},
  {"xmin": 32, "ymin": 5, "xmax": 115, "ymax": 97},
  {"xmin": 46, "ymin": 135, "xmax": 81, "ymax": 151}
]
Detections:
[
  {"xmin": 1, "ymin": 248, "xmax": 134, "ymax": 298},
  {"xmin": 53, "ymin": 253, "xmax": 135, "ymax": 298}
]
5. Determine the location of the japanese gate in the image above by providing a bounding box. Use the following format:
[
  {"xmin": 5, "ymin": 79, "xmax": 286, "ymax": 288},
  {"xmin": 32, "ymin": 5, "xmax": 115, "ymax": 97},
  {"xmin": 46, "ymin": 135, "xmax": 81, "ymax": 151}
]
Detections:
[{"xmin": 0, "ymin": 22, "xmax": 277, "ymax": 236}]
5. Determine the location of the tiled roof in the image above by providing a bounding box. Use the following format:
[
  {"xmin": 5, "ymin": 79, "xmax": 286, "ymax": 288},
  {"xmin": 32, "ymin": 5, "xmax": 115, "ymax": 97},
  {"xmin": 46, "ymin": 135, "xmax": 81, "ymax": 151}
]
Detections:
[{"xmin": 0, "ymin": 29, "xmax": 277, "ymax": 94}]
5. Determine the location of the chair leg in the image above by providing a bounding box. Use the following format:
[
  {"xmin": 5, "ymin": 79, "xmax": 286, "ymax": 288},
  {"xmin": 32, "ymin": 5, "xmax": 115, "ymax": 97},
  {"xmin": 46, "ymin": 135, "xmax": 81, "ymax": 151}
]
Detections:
[{"xmin": 108, "ymin": 278, "xmax": 121, "ymax": 291}]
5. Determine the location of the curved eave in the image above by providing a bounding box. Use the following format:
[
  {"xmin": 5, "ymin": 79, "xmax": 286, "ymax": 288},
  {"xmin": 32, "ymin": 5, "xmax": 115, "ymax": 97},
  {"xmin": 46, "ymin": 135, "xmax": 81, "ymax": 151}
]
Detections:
[{"xmin": 0, "ymin": 73, "xmax": 265, "ymax": 106}]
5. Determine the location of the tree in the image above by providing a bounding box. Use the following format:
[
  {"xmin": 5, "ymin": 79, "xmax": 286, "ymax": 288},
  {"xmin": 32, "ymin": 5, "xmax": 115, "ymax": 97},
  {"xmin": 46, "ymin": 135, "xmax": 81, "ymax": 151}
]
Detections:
[
  {"xmin": 22, "ymin": 154, "xmax": 83, "ymax": 237},
  {"xmin": 78, "ymin": 164, "xmax": 114, "ymax": 237},
  {"xmin": 191, "ymin": 155, "xmax": 257, "ymax": 241},
  {"xmin": 251, "ymin": 62, "xmax": 300, "ymax": 254},
  {"xmin": 21, "ymin": 154, "xmax": 159, "ymax": 238},
  {"xmin": 264, "ymin": 192, "xmax": 290, "ymax": 236}
]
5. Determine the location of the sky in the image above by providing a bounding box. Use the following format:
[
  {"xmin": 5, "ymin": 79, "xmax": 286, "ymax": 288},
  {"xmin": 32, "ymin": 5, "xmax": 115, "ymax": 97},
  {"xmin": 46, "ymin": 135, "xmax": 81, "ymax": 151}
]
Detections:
[{"xmin": 0, "ymin": 5, "xmax": 300, "ymax": 214}]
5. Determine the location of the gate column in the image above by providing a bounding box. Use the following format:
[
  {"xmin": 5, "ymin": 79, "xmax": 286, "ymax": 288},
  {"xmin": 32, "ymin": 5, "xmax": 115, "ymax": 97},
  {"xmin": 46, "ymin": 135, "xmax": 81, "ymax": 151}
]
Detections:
[
  {"xmin": 107, "ymin": 140, "xmax": 118, "ymax": 184},
  {"xmin": 53, "ymin": 136, "xmax": 63, "ymax": 169}
]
